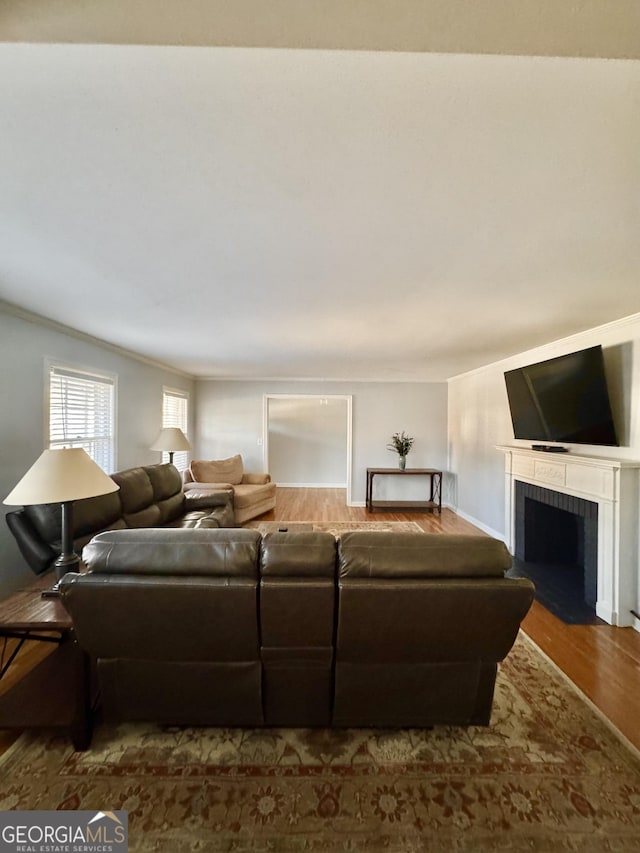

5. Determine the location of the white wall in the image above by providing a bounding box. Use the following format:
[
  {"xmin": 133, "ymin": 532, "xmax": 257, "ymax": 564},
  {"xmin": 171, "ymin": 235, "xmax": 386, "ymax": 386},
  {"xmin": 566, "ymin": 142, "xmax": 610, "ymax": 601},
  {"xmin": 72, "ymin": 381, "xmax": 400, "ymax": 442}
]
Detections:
[
  {"xmin": 0, "ymin": 307, "xmax": 195, "ymax": 596},
  {"xmin": 448, "ymin": 313, "xmax": 640, "ymax": 538},
  {"xmin": 267, "ymin": 396, "xmax": 348, "ymax": 486},
  {"xmin": 195, "ymin": 380, "xmax": 448, "ymax": 504}
]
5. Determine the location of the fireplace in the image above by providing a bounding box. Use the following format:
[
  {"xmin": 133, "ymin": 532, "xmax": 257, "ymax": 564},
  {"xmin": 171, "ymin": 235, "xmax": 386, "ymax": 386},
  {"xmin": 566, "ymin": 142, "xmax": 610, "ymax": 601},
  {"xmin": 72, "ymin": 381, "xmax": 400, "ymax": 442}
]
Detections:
[
  {"xmin": 514, "ymin": 480, "xmax": 598, "ymax": 609},
  {"xmin": 497, "ymin": 445, "xmax": 640, "ymax": 629}
]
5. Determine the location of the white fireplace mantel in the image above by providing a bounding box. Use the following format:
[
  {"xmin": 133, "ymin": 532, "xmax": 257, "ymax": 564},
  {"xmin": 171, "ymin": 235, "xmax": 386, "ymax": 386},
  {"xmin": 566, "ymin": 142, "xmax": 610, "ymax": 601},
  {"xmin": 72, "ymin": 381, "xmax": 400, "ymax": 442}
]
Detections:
[{"xmin": 497, "ymin": 445, "xmax": 640, "ymax": 629}]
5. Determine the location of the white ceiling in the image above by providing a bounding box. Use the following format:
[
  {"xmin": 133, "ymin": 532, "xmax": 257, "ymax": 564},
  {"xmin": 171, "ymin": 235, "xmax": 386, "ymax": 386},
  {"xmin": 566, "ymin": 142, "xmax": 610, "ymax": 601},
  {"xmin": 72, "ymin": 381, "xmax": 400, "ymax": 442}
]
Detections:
[{"xmin": 0, "ymin": 34, "xmax": 639, "ymax": 380}]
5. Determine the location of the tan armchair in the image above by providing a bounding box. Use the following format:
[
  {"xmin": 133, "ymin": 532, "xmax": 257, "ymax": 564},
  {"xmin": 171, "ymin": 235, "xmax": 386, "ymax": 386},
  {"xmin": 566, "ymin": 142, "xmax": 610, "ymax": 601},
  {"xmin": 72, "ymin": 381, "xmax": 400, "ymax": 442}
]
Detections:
[{"xmin": 183, "ymin": 454, "xmax": 276, "ymax": 525}]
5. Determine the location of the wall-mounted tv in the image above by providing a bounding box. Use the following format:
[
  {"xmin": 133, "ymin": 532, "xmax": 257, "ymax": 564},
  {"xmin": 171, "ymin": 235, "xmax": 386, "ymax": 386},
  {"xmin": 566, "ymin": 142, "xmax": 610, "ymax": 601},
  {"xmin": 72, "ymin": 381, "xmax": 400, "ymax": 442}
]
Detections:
[{"xmin": 504, "ymin": 345, "xmax": 618, "ymax": 447}]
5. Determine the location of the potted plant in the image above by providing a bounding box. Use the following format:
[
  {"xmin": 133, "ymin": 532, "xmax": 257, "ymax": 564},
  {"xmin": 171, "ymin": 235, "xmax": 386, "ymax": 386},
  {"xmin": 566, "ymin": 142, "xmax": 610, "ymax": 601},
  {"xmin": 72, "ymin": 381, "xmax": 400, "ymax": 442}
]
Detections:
[{"xmin": 387, "ymin": 431, "xmax": 415, "ymax": 469}]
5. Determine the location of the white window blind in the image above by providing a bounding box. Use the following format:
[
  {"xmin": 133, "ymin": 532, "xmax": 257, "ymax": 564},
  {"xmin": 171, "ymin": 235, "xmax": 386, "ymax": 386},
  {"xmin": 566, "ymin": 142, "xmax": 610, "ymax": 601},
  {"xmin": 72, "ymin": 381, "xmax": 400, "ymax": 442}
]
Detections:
[
  {"xmin": 162, "ymin": 388, "xmax": 189, "ymax": 471},
  {"xmin": 49, "ymin": 366, "xmax": 115, "ymax": 472}
]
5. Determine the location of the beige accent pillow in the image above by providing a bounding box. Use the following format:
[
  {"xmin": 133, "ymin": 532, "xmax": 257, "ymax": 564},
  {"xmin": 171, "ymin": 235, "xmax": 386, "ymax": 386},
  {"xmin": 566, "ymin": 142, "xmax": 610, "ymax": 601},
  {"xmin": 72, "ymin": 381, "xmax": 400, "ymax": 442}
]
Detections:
[{"xmin": 190, "ymin": 455, "xmax": 244, "ymax": 486}]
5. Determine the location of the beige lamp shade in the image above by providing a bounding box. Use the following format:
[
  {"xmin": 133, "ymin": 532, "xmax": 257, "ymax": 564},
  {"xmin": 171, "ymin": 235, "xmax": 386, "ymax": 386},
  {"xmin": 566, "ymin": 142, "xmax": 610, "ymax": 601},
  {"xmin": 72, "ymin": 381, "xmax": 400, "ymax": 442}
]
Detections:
[
  {"xmin": 150, "ymin": 427, "xmax": 192, "ymax": 453},
  {"xmin": 3, "ymin": 448, "xmax": 120, "ymax": 506}
]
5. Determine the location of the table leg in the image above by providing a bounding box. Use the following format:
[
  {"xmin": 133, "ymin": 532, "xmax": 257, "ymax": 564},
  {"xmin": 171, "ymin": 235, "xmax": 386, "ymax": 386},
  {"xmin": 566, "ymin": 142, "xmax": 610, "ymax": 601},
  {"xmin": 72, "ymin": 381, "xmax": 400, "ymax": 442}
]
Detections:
[
  {"xmin": 432, "ymin": 473, "xmax": 442, "ymax": 513},
  {"xmin": 70, "ymin": 644, "xmax": 93, "ymax": 751}
]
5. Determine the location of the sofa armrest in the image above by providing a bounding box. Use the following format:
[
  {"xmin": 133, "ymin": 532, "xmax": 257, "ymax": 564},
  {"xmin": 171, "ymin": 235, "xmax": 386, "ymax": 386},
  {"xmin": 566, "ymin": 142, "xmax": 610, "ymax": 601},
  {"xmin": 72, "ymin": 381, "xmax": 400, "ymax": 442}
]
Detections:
[
  {"xmin": 182, "ymin": 481, "xmax": 234, "ymax": 493},
  {"xmin": 5, "ymin": 509, "xmax": 57, "ymax": 575},
  {"xmin": 242, "ymin": 473, "xmax": 272, "ymax": 485},
  {"xmin": 184, "ymin": 490, "xmax": 234, "ymax": 511}
]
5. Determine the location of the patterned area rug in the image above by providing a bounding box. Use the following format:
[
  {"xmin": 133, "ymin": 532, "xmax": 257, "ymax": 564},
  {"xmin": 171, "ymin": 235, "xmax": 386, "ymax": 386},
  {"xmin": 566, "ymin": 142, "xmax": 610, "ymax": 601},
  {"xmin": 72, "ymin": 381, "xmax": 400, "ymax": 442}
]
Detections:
[
  {"xmin": 1, "ymin": 634, "xmax": 639, "ymax": 852},
  {"xmin": 245, "ymin": 520, "xmax": 424, "ymax": 535}
]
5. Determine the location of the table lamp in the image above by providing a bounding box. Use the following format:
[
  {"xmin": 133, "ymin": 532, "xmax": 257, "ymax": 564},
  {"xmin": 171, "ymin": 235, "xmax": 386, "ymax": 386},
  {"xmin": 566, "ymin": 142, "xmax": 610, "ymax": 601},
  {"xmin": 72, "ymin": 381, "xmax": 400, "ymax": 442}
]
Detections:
[
  {"xmin": 3, "ymin": 448, "xmax": 120, "ymax": 593},
  {"xmin": 150, "ymin": 427, "xmax": 192, "ymax": 464}
]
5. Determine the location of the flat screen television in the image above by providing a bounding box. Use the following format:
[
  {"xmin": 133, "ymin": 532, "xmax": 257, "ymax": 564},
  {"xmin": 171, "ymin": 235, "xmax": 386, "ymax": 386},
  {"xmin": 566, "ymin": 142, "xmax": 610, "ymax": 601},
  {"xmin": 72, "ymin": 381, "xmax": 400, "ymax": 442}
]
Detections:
[{"xmin": 504, "ymin": 345, "xmax": 618, "ymax": 447}]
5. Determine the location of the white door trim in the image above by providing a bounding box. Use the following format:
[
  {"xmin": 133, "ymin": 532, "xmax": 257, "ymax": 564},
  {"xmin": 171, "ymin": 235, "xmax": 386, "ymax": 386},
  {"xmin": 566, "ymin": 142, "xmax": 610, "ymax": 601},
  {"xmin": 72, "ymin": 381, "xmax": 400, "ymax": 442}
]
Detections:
[{"xmin": 262, "ymin": 394, "xmax": 353, "ymax": 505}]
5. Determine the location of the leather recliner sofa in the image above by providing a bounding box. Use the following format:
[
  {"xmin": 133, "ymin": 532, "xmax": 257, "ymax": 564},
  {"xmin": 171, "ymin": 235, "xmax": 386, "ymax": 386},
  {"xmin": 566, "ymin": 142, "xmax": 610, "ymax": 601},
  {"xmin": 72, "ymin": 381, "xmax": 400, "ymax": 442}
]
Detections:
[
  {"xmin": 59, "ymin": 528, "xmax": 535, "ymax": 735},
  {"xmin": 5, "ymin": 463, "xmax": 235, "ymax": 576}
]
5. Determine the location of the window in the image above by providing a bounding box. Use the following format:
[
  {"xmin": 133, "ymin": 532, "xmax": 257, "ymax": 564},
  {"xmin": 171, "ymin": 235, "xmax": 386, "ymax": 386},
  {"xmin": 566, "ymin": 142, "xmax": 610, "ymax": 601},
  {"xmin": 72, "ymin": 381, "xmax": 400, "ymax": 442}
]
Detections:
[
  {"xmin": 49, "ymin": 364, "xmax": 116, "ymax": 472},
  {"xmin": 162, "ymin": 387, "xmax": 190, "ymax": 471}
]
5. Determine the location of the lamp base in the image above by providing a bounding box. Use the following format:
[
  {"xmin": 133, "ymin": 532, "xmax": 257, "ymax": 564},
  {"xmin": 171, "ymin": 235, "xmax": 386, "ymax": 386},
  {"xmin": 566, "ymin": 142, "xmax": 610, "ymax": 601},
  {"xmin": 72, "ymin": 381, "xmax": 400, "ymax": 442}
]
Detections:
[
  {"xmin": 43, "ymin": 549, "xmax": 82, "ymax": 598},
  {"xmin": 41, "ymin": 582, "xmax": 62, "ymax": 599},
  {"xmin": 53, "ymin": 553, "xmax": 81, "ymax": 582}
]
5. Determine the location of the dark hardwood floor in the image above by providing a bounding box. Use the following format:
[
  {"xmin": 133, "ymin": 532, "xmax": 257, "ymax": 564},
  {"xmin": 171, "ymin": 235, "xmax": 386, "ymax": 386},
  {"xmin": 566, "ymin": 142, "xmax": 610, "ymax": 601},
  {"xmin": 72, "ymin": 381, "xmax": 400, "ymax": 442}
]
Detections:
[{"xmin": 2, "ymin": 486, "xmax": 639, "ymax": 755}]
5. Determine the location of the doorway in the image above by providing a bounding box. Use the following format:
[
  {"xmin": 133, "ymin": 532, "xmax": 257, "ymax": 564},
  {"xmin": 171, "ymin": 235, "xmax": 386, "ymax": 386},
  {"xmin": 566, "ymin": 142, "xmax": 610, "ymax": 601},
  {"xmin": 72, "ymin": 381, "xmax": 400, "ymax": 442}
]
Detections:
[{"xmin": 263, "ymin": 395, "xmax": 352, "ymax": 504}]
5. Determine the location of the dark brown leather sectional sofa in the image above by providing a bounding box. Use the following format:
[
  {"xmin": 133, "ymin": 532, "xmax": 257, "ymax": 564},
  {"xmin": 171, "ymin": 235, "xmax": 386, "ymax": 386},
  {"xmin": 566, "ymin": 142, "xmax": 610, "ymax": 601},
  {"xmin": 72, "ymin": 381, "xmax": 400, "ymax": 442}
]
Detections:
[
  {"xmin": 5, "ymin": 463, "xmax": 234, "ymax": 575},
  {"xmin": 59, "ymin": 528, "xmax": 534, "ymax": 734}
]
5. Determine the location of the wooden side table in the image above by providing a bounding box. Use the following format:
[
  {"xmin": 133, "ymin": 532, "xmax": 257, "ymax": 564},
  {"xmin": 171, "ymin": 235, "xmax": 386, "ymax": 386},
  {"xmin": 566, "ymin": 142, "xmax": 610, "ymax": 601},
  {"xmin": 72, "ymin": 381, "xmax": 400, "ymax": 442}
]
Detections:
[
  {"xmin": 366, "ymin": 467, "xmax": 443, "ymax": 513},
  {"xmin": 0, "ymin": 574, "xmax": 92, "ymax": 750}
]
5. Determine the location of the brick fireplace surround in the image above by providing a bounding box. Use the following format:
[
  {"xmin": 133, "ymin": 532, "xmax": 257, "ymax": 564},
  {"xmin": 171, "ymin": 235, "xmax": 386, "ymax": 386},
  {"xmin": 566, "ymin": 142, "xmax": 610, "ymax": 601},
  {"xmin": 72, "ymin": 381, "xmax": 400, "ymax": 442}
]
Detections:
[{"xmin": 497, "ymin": 446, "xmax": 640, "ymax": 630}]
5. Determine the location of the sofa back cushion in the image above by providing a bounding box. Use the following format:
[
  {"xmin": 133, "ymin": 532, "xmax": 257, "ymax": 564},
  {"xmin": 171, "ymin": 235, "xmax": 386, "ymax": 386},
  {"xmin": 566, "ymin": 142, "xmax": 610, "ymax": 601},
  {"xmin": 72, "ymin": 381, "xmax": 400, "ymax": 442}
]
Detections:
[
  {"xmin": 22, "ymin": 503, "xmax": 64, "ymax": 546},
  {"xmin": 338, "ymin": 532, "xmax": 512, "ymax": 578},
  {"xmin": 65, "ymin": 529, "xmax": 262, "ymax": 683},
  {"xmin": 23, "ymin": 490, "xmax": 123, "ymax": 546},
  {"xmin": 111, "ymin": 466, "xmax": 171, "ymax": 528},
  {"xmin": 260, "ymin": 532, "xmax": 337, "ymax": 578},
  {"xmin": 335, "ymin": 531, "xmax": 532, "ymax": 665},
  {"xmin": 111, "ymin": 467, "xmax": 155, "ymax": 514},
  {"xmin": 143, "ymin": 463, "xmax": 184, "ymax": 523},
  {"xmin": 259, "ymin": 532, "xmax": 337, "ymax": 648},
  {"xmin": 22, "ymin": 464, "xmax": 184, "ymax": 544},
  {"xmin": 335, "ymin": 577, "xmax": 535, "ymax": 663},
  {"xmin": 73, "ymin": 491, "xmax": 123, "ymax": 537},
  {"xmin": 258, "ymin": 531, "xmax": 336, "ymax": 727},
  {"xmin": 333, "ymin": 531, "xmax": 534, "ymax": 728},
  {"xmin": 144, "ymin": 462, "xmax": 182, "ymax": 500},
  {"xmin": 190, "ymin": 455, "xmax": 244, "ymax": 485},
  {"xmin": 82, "ymin": 527, "xmax": 261, "ymax": 577}
]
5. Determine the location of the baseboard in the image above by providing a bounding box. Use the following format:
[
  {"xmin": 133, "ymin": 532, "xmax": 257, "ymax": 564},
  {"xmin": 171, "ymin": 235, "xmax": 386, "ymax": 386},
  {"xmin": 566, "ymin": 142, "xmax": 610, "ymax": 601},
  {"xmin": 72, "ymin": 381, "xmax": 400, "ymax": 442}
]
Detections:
[
  {"xmin": 451, "ymin": 507, "xmax": 506, "ymax": 542},
  {"xmin": 343, "ymin": 500, "xmax": 507, "ymax": 540},
  {"xmin": 276, "ymin": 483, "xmax": 347, "ymax": 488},
  {"xmin": 350, "ymin": 500, "xmax": 459, "ymax": 513}
]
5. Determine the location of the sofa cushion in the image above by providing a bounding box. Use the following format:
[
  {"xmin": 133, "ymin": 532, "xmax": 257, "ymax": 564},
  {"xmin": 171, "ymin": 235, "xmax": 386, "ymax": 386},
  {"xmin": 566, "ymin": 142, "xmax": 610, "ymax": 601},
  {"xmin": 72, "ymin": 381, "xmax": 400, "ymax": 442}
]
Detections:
[
  {"xmin": 165, "ymin": 511, "xmax": 217, "ymax": 528},
  {"xmin": 261, "ymin": 532, "xmax": 337, "ymax": 577},
  {"xmin": 190, "ymin": 455, "xmax": 244, "ymax": 486},
  {"xmin": 111, "ymin": 467, "xmax": 154, "ymax": 514},
  {"xmin": 183, "ymin": 489, "xmax": 234, "ymax": 509},
  {"xmin": 23, "ymin": 490, "xmax": 123, "ymax": 543},
  {"xmin": 23, "ymin": 503, "xmax": 64, "ymax": 545},
  {"xmin": 242, "ymin": 473, "xmax": 271, "ymax": 485},
  {"xmin": 73, "ymin": 519, "xmax": 128, "ymax": 555},
  {"xmin": 82, "ymin": 528, "xmax": 261, "ymax": 577},
  {"xmin": 73, "ymin": 491, "xmax": 123, "ymax": 537},
  {"xmin": 123, "ymin": 504, "xmax": 163, "ymax": 528},
  {"xmin": 154, "ymin": 492, "xmax": 185, "ymax": 524},
  {"xmin": 233, "ymin": 481, "xmax": 276, "ymax": 509},
  {"xmin": 145, "ymin": 463, "xmax": 183, "ymax": 501},
  {"xmin": 338, "ymin": 532, "xmax": 511, "ymax": 578}
]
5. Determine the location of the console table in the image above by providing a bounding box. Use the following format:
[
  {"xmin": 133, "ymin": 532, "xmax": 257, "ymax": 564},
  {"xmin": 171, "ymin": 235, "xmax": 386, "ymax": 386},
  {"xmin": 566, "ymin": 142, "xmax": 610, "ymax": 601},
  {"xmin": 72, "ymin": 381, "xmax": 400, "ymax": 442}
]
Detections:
[
  {"xmin": 0, "ymin": 574, "xmax": 92, "ymax": 749},
  {"xmin": 366, "ymin": 468, "xmax": 442, "ymax": 513}
]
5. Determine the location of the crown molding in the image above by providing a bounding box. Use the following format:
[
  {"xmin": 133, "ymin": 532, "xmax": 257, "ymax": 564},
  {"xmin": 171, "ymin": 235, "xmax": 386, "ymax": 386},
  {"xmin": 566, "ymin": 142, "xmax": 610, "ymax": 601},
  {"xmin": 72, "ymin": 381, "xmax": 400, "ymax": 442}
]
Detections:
[
  {"xmin": 0, "ymin": 299, "xmax": 195, "ymax": 380},
  {"xmin": 197, "ymin": 375, "xmax": 443, "ymax": 384},
  {"xmin": 2, "ymin": 0, "xmax": 639, "ymax": 60},
  {"xmin": 447, "ymin": 311, "xmax": 640, "ymax": 383}
]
